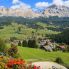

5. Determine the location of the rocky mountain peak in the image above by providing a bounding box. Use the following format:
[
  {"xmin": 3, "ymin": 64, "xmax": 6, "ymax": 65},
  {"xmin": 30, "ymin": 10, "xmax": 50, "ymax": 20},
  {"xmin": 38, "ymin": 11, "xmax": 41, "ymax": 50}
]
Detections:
[
  {"xmin": 43, "ymin": 4, "xmax": 69, "ymax": 17},
  {"xmin": 0, "ymin": 4, "xmax": 69, "ymax": 18}
]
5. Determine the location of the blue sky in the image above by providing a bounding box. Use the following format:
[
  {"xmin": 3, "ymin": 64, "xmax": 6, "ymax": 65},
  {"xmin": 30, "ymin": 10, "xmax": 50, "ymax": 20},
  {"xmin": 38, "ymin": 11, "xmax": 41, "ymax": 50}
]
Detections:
[
  {"xmin": 0, "ymin": 0, "xmax": 52, "ymax": 8},
  {"xmin": 0, "ymin": 0, "xmax": 69, "ymax": 9},
  {"xmin": 22, "ymin": 0, "xmax": 52, "ymax": 7}
]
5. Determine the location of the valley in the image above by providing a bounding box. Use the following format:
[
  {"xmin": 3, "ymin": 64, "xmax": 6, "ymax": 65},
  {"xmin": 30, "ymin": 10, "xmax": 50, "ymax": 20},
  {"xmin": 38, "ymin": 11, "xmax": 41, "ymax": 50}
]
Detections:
[{"xmin": 0, "ymin": 5, "xmax": 69, "ymax": 69}]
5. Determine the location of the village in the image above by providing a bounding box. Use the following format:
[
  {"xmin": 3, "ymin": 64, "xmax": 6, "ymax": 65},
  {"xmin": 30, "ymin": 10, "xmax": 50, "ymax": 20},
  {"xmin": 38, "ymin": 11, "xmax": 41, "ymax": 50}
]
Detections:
[{"xmin": 9, "ymin": 36, "xmax": 67, "ymax": 52}]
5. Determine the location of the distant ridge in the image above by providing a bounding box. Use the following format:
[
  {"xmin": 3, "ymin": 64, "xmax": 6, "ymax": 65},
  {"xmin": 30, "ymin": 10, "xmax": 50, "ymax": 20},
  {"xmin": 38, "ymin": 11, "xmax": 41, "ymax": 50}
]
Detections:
[{"xmin": 0, "ymin": 4, "xmax": 69, "ymax": 18}]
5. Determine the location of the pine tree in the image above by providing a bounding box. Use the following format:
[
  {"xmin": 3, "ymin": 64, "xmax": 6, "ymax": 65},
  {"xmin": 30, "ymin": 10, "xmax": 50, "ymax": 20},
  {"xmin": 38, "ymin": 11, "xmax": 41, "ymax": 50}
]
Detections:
[{"xmin": 22, "ymin": 40, "xmax": 28, "ymax": 47}]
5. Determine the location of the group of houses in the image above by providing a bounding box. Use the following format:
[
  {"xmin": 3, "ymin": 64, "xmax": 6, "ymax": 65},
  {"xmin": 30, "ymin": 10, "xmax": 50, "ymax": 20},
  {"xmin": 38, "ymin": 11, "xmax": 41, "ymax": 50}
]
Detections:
[
  {"xmin": 9, "ymin": 37, "xmax": 66, "ymax": 52},
  {"xmin": 38, "ymin": 38, "xmax": 66, "ymax": 52}
]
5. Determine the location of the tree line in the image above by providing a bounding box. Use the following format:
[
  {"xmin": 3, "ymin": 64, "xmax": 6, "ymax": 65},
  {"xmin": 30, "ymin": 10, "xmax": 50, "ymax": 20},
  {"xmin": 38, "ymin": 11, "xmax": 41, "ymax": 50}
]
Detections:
[{"xmin": 18, "ymin": 39, "xmax": 38, "ymax": 48}]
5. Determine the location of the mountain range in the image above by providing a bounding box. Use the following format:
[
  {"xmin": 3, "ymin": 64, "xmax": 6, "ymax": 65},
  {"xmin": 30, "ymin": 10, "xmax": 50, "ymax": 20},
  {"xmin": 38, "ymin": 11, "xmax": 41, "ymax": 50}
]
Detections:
[
  {"xmin": 44, "ymin": 4, "xmax": 69, "ymax": 17},
  {"xmin": 0, "ymin": 4, "xmax": 69, "ymax": 18}
]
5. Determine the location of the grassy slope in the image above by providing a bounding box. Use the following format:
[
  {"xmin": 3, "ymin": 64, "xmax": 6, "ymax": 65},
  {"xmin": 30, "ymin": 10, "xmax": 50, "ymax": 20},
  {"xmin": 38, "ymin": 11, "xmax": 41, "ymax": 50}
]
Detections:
[
  {"xmin": 18, "ymin": 46, "xmax": 69, "ymax": 65},
  {"xmin": 0, "ymin": 23, "xmax": 59, "ymax": 40}
]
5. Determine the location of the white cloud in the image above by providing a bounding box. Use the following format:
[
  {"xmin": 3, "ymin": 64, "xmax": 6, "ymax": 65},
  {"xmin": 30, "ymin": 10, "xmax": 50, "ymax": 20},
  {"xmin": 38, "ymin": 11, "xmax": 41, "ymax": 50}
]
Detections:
[
  {"xmin": 12, "ymin": 0, "xmax": 20, "ymax": 4},
  {"xmin": 53, "ymin": 0, "xmax": 69, "ymax": 7},
  {"xmin": 0, "ymin": 6, "xmax": 5, "ymax": 8},
  {"xmin": 53, "ymin": 0, "xmax": 63, "ymax": 6},
  {"xmin": 11, "ymin": 0, "xmax": 31, "ymax": 9},
  {"xmin": 35, "ymin": 2, "xmax": 50, "ymax": 9},
  {"xmin": 64, "ymin": 0, "xmax": 69, "ymax": 7},
  {"xmin": 11, "ymin": 3, "xmax": 31, "ymax": 9},
  {"xmin": 11, "ymin": 5, "xmax": 20, "ymax": 9},
  {"xmin": 35, "ymin": 0, "xmax": 69, "ymax": 9}
]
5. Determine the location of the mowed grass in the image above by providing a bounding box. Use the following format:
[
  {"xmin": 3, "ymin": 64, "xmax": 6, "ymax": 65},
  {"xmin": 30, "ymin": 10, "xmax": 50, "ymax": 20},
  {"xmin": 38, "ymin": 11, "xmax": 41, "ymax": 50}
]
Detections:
[{"xmin": 18, "ymin": 46, "xmax": 69, "ymax": 65}]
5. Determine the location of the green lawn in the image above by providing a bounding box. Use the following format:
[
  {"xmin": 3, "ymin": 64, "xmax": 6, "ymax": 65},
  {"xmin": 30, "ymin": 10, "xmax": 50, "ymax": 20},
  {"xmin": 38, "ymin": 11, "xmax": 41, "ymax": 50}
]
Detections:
[{"xmin": 18, "ymin": 46, "xmax": 69, "ymax": 65}]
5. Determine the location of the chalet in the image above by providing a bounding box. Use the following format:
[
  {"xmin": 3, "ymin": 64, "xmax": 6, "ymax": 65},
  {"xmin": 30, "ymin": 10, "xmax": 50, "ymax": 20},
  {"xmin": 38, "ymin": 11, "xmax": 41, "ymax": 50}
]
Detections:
[
  {"xmin": 39, "ymin": 39, "xmax": 54, "ymax": 52},
  {"xmin": 40, "ymin": 45, "xmax": 53, "ymax": 52},
  {"xmin": 56, "ymin": 45, "xmax": 66, "ymax": 52}
]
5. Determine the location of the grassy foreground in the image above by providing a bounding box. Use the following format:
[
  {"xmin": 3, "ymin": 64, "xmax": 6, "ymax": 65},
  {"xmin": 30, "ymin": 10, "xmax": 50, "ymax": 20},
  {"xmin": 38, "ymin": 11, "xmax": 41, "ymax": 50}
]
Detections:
[{"xmin": 18, "ymin": 46, "xmax": 69, "ymax": 65}]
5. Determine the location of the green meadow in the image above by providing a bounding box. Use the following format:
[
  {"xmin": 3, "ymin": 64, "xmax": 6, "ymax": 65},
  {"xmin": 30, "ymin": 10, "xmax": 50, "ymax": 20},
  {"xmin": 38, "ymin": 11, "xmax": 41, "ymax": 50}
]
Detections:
[
  {"xmin": 18, "ymin": 46, "xmax": 69, "ymax": 65},
  {"xmin": 0, "ymin": 22, "xmax": 60, "ymax": 40},
  {"xmin": 0, "ymin": 22, "xmax": 69, "ymax": 65}
]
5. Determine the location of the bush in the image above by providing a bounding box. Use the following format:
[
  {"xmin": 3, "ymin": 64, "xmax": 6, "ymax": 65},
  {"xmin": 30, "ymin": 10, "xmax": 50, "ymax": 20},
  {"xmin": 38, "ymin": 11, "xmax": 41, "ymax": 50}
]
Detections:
[
  {"xmin": 28, "ymin": 39, "xmax": 38, "ymax": 48},
  {"xmin": 10, "ymin": 37, "xmax": 17, "ymax": 42},
  {"xmin": 6, "ymin": 59, "xmax": 25, "ymax": 69},
  {"xmin": 0, "ymin": 38, "xmax": 6, "ymax": 52},
  {"xmin": 6, "ymin": 58, "xmax": 40, "ymax": 69},
  {"xmin": 22, "ymin": 40, "xmax": 28, "ymax": 47},
  {"xmin": 8, "ymin": 45, "xmax": 18, "ymax": 57},
  {"xmin": 66, "ymin": 45, "xmax": 69, "ymax": 52},
  {"xmin": 0, "ymin": 62, "xmax": 5, "ymax": 69},
  {"xmin": 18, "ymin": 41, "xmax": 21, "ymax": 46},
  {"xmin": 55, "ymin": 57, "xmax": 64, "ymax": 64}
]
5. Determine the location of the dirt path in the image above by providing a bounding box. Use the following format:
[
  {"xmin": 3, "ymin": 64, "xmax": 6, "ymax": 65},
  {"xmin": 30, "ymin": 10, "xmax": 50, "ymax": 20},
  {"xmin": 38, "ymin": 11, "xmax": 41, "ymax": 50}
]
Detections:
[{"xmin": 32, "ymin": 62, "xmax": 67, "ymax": 69}]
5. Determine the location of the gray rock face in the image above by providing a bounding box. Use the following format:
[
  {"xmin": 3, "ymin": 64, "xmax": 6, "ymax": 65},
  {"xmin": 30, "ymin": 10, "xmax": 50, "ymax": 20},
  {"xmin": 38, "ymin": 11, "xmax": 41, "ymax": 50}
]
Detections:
[
  {"xmin": 0, "ymin": 6, "xmax": 40, "ymax": 18},
  {"xmin": 0, "ymin": 4, "xmax": 69, "ymax": 18},
  {"xmin": 44, "ymin": 4, "xmax": 69, "ymax": 17}
]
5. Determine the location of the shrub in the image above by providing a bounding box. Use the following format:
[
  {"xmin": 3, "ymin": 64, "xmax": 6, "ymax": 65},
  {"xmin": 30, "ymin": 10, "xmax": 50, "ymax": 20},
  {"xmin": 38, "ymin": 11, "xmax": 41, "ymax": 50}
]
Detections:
[
  {"xmin": 10, "ymin": 37, "xmax": 17, "ymax": 42},
  {"xmin": 66, "ymin": 45, "xmax": 69, "ymax": 52},
  {"xmin": 28, "ymin": 39, "xmax": 38, "ymax": 48},
  {"xmin": 6, "ymin": 58, "xmax": 41, "ymax": 69},
  {"xmin": 55, "ymin": 57, "xmax": 64, "ymax": 64},
  {"xmin": 0, "ymin": 62, "xmax": 5, "ymax": 69},
  {"xmin": 8, "ymin": 45, "xmax": 18, "ymax": 57},
  {"xmin": 18, "ymin": 41, "xmax": 21, "ymax": 46},
  {"xmin": 12, "ymin": 65, "xmax": 18, "ymax": 69},
  {"xmin": 6, "ymin": 59, "xmax": 25, "ymax": 69},
  {"xmin": 22, "ymin": 40, "xmax": 28, "ymax": 47},
  {"xmin": 0, "ymin": 26, "xmax": 4, "ymax": 29},
  {"xmin": 0, "ymin": 38, "xmax": 6, "ymax": 52}
]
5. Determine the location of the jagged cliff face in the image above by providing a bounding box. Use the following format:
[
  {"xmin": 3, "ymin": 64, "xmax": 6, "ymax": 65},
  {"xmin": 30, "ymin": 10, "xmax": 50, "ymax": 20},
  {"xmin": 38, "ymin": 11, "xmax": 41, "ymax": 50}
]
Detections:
[
  {"xmin": 44, "ymin": 4, "xmax": 69, "ymax": 17},
  {"xmin": 0, "ymin": 4, "xmax": 69, "ymax": 18},
  {"xmin": 0, "ymin": 6, "xmax": 40, "ymax": 18},
  {"xmin": 0, "ymin": 7, "xmax": 8, "ymax": 16}
]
